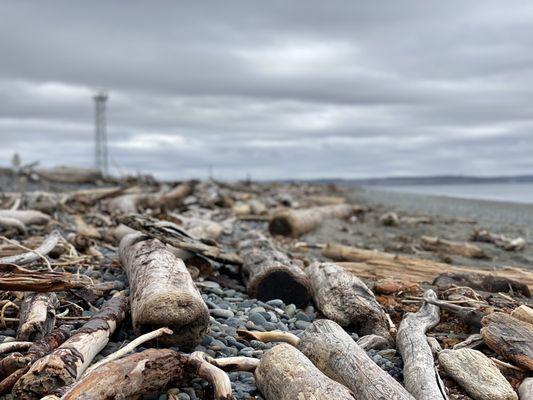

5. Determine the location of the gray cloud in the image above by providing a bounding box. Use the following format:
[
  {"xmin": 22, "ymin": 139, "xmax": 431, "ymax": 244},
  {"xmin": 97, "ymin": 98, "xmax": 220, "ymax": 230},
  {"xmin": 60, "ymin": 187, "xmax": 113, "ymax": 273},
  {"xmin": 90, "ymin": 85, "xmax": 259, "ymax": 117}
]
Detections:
[{"xmin": 1, "ymin": 1, "xmax": 532, "ymax": 180}]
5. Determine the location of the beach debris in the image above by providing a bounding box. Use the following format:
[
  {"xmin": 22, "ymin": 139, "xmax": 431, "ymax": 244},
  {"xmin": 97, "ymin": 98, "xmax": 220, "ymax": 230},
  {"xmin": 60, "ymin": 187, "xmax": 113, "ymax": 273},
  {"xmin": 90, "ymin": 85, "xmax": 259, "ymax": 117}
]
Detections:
[
  {"xmin": 16, "ymin": 293, "xmax": 59, "ymax": 341},
  {"xmin": 511, "ymin": 305, "xmax": 533, "ymax": 325},
  {"xmin": 268, "ymin": 204, "xmax": 358, "ymax": 237},
  {"xmin": 471, "ymin": 229, "xmax": 526, "ymax": 251},
  {"xmin": 421, "ymin": 235, "xmax": 489, "ymax": 259},
  {"xmin": 0, "ymin": 210, "xmax": 51, "ymax": 226},
  {"xmin": 119, "ymin": 233, "xmax": 209, "ymax": 347},
  {"xmin": 379, "ymin": 211, "xmax": 399, "ymax": 226},
  {"xmin": 0, "ymin": 263, "xmax": 87, "ymax": 292},
  {"xmin": 433, "ymin": 272, "xmax": 531, "ymax": 297},
  {"xmin": 238, "ymin": 230, "xmax": 311, "ymax": 306}
]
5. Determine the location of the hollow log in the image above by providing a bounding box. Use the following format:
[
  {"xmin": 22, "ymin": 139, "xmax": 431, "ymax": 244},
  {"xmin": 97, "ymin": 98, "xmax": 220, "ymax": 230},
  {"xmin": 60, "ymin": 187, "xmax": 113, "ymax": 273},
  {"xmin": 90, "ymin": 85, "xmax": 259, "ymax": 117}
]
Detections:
[
  {"xmin": 17, "ymin": 292, "xmax": 59, "ymax": 341},
  {"xmin": 0, "ymin": 230, "xmax": 61, "ymax": 266},
  {"xmin": 306, "ymin": 262, "xmax": 391, "ymax": 340},
  {"xmin": 238, "ymin": 231, "xmax": 310, "ymax": 306},
  {"xmin": 511, "ymin": 305, "xmax": 533, "ymax": 325},
  {"xmin": 269, "ymin": 204, "xmax": 356, "ymax": 237},
  {"xmin": 13, "ymin": 292, "xmax": 127, "ymax": 399},
  {"xmin": 420, "ymin": 235, "xmax": 488, "ymax": 259},
  {"xmin": 518, "ymin": 378, "xmax": 533, "ymax": 400},
  {"xmin": 438, "ymin": 348, "xmax": 517, "ymax": 400},
  {"xmin": 255, "ymin": 343, "xmax": 355, "ymax": 400},
  {"xmin": 321, "ymin": 243, "xmax": 533, "ymax": 292},
  {"xmin": 0, "ymin": 210, "xmax": 50, "ymax": 226},
  {"xmin": 481, "ymin": 312, "xmax": 533, "ymax": 371},
  {"xmin": 119, "ymin": 233, "xmax": 209, "ymax": 347},
  {"xmin": 298, "ymin": 319, "xmax": 414, "ymax": 400},
  {"xmin": 396, "ymin": 289, "xmax": 446, "ymax": 400},
  {"xmin": 119, "ymin": 214, "xmax": 243, "ymax": 265},
  {"xmin": 0, "ymin": 264, "xmax": 86, "ymax": 292}
]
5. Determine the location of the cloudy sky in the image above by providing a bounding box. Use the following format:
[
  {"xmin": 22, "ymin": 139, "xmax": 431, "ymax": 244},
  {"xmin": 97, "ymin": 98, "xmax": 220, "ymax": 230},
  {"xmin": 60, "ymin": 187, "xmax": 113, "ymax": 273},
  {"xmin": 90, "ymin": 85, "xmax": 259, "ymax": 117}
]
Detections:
[{"xmin": 1, "ymin": 1, "xmax": 532, "ymax": 180}]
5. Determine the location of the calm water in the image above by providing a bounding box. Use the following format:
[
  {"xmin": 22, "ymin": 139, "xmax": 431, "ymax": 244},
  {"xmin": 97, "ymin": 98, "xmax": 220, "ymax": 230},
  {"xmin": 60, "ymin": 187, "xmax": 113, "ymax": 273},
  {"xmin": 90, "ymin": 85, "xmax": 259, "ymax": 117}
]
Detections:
[{"xmin": 374, "ymin": 182, "xmax": 533, "ymax": 204}]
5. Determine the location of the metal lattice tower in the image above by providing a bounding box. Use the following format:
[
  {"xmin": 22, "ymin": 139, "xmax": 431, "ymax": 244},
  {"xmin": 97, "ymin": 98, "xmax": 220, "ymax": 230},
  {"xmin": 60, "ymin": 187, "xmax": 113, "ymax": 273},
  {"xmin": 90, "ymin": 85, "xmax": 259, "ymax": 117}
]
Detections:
[{"xmin": 94, "ymin": 91, "xmax": 109, "ymax": 175}]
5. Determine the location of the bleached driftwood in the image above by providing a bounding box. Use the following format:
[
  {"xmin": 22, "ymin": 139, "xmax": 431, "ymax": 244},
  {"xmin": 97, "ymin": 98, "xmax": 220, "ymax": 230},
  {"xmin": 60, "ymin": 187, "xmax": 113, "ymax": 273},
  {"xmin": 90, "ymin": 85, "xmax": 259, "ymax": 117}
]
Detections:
[
  {"xmin": 0, "ymin": 230, "xmax": 61, "ymax": 266},
  {"xmin": 35, "ymin": 166, "xmax": 102, "ymax": 184},
  {"xmin": 238, "ymin": 231, "xmax": 310, "ymax": 306},
  {"xmin": 439, "ymin": 348, "xmax": 517, "ymax": 400},
  {"xmin": 255, "ymin": 343, "xmax": 355, "ymax": 400},
  {"xmin": 481, "ymin": 312, "xmax": 533, "ymax": 371},
  {"xmin": 0, "ymin": 264, "xmax": 86, "ymax": 292},
  {"xmin": 511, "ymin": 305, "xmax": 533, "ymax": 325},
  {"xmin": 471, "ymin": 229, "xmax": 526, "ymax": 251},
  {"xmin": 518, "ymin": 378, "xmax": 533, "ymax": 400},
  {"xmin": 269, "ymin": 204, "xmax": 356, "ymax": 237},
  {"xmin": 420, "ymin": 235, "xmax": 488, "ymax": 259},
  {"xmin": 0, "ymin": 217, "xmax": 26, "ymax": 234},
  {"xmin": 396, "ymin": 289, "xmax": 447, "ymax": 400},
  {"xmin": 17, "ymin": 292, "xmax": 59, "ymax": 341},
  {"xmin": 321, "ymin": 243, "xmax": 533, "ymax": 292},
  {"xmin": 13, "ymin": 292, "xmax": 127, "ymax": 399},
  {"xmin": 0, "ymin": 341, "xmax": 33, "ymax": 355},
  {"xmin": 0, "ymin": 210, "xmax": 50, "ymax": 226},
  {"xmin": 169, "ymin": 213, "xmax": 223, "ymax": 240},
  {"xmin": 119, "ymin": 233, "xmax": 209, "ymax": 347},
  {"xmin": 306, "ymin": 262, "xmax": 391, "ymax": 339}
]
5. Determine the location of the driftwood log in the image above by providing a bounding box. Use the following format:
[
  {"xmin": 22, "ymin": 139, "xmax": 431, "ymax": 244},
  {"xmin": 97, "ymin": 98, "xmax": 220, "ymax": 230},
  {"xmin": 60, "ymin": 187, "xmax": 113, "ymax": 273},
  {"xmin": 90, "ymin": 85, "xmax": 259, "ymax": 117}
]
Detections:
[
  {"xmin": 255, "ymin": 343, "xmax": 355, "ymax": 400},
  {"xmin": 238, "ymin": 231, "xmax": 310, "ymax": 306},
  {"xmin": 35, "ymin": 166, "xmax": 102, "ymax": 184},
  {"xmin": 0, "ymin": 264, "xmax": 86, "ymax": 292},
  {"xmin": 420, "ymin": 235, "xmax": 488, "ymax": 259},
  {"xmin": 17, "ymin": 292, "xmax": 59, "ymax": 341},
  {"xmin": 0, "ymin": 216, "xmax": 26, "ymax": 234},
  {"xmin": 438, "ymin": 348, "xmax": 517, "ymax": 400},
  {"xmin": 321, "ymin": 243, "xmax": 533, "ymax": 292},
  {"xmin": 306, "ymin": 262, "xmax": 391, "ymax": 340},
  {"xmin": 0, "ymin": 210, "xmax": 50, "ymax": 226},
  {"xmin": 396, "ymin": 289, "xmax": 447, "ymax": 400},
  {"xmin": 13, "ymin": 292, "xmax": 127, "ymax": 399},
  {"xmin": 0, "ymin": 230, "xmax": 61, "ymax": 265},
  {"xmin": 518, "ymin": 378, "xmax": 533, "ymax": 400},
  {"xmin": 120, "ymin": 214, "xmax": 243, "ymax": 265},
  {"xmin": 481, "ymin": 312, "xmax": 533, "ymax": 371},
  {"xmin": 269, "ymin": 204, "xmax": 356, "ymax": 237},
  {"xmin": 511, "ymin": 305, "xmax": 533, "ymax": 325},
  {"xmin": 119, "ymin": 233, "xmax": 209, "ymax": 347},
  {"xmin": 471, "ymin": 229, "xmax": 526, "ymax": 251},
  {"xmin": 433, "ymin": 272, "xmax": 530, "ymax": 297}
]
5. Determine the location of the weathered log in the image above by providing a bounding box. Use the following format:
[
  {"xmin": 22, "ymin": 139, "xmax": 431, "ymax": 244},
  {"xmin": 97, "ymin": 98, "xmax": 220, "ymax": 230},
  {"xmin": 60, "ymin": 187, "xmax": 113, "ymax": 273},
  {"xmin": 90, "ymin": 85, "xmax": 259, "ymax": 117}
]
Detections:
[
  {"xmin": 433, "ymin": 272, "xmax": 530, "ymax": 297},
  {"xmin": 306, "ymin": 262, "xmax": 391, "ymax": 340},
  {"xmin": 397, "ymin": 289, "xmax": 447, "ymax": 400},
  {"xmin": 169, "ymin": 213, "xmax": 223, "ymax": 240},
  {"xmin": 438, "ymin": 348, "xmax": 517, "ymax": 400},
  {"xmin": 0, "ymin": 216, "xmax": 26, "ymax": 234},
  {"xmin": 481, "ymin": 312, "xmax": 533, "ymax": 371},
  {"xmin": 255, "ymin": 343, "xmax": 355, "ymax": 400},
  {"xmin": 511, "ymin": 305, "xmax": 533, "ymax": 325},
  {"xmin": 119, "ymin": 214, "xmax": 243, "ymax": 265},
  {"xmin": 269, "ymin": 204, "xmax": 356, "ymax": 237},
  {"xmin": 17, "ymin": 292, "xmax": 59, "ymax": 341},
  {"xmin": 356, "ymin": 334, "xmax": 390, "ymax": 351},
  {"xmin": 119, "ymin": 233, "xmax": 209, "ymax": 347},
  {"xmin": 13, "ymin": 292, "xmax": 127, "ymax": 399},
  {"xmin": 298, "ymin": 319, "xmax": 414, "ymax": 400},
  {"xmin": 238, "ymin": 231, "xmax": 310, "ymax": 306},
  {"xmin": 321, "ymin": 243, "xmax": 533, "ymax": 292},
  {"xmin": 0, "ymin": 210, "xmax": 50, "ymax": 226},
  {"xmin": 420, "ymin": 235, "xmax": 488, "ymax": 259},
  {"xmin": 471, "ymin": 229, "xmax": 526, "ymax": 251},
  {"xmin": 35, "ymin": 166, "xmax": 102, "ymax": 184},
  {"xmin": 0, "ymin": 230, "xmax": 61, "ymax": 266},
  {"xmin": 518, "ymin": 377, "xmax": 533, "ymax": 400},
  {"xmin": 0, "ymin": 264, "xmax": 86, "ymax": 292},
  {"xmin": 0, "ymin": 341, "xmax": 33, "ymax": 355}
]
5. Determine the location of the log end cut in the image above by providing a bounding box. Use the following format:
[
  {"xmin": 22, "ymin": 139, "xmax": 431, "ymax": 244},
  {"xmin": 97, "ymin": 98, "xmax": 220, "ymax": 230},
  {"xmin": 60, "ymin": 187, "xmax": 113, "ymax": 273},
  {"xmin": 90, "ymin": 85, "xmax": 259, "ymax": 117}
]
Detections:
[{"xmin": 249, "ymin": 268, "xmax": 311, "ymax": 307}]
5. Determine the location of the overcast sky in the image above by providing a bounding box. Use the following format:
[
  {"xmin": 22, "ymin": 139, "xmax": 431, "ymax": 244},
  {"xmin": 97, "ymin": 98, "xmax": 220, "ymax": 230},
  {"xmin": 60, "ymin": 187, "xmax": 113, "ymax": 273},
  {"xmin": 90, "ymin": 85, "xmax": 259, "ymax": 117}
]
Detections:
[{"xmin": 1, "ymin": 1, "xmax": 532, "ymax": 180}]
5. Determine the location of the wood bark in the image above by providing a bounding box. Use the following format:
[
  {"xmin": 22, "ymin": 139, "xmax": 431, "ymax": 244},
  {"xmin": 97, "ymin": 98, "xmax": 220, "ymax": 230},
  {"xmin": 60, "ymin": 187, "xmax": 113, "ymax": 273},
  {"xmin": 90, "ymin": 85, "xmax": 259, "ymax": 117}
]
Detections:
[
  {"xmin": 119, "ymin": 233, "xmax": 209, "ymax": 347},
  {"xmin": 306, "ymin": 262, "xmax": 391, "ymax": 340},
  {"xmin": 255, "ymin": 343, "xmax": 355, "ymax": 400},
  {"xmin": 0, "ymin": 210, "xmax": 50, "ymax": 226},
  {"xmin": 518, "ymin": 378, "xmax": 533, "ymax": 400},
  {"xmin": 268, "ymin": 204, "xmax": 356, "ymax": 237},
  {"xmin": 13, "ymin": 292, "xmax": 127, "ymax": 399},
  {"xmin": 438, "ymin": 348, "xmax": 517, "ymax": 400},
  {"xmin": 396, "ymin": 289, "xmax": 447, "ymax": 400},
  {"xmin": 119, "ymin": 214, "xmax": 243, "ymax": 265},
  {"xmin": 321, "ymin": 243, "xmax": 533, "ymax": 292},
  {"xmin": 511, "ymin": 305, "xmax": 533, "ymax": 325},
  {"xmin": 238, "ymin": 231, "xmax": 311, "ymax": 306},
  {"xmin": 420, "ymin": 236, "xmax": 488, "ymax": 259},
  {"xmin": 298, "ymin": 319, "xmax": 414, "ymax": 400},
  {"xmin": 0, "ymin": 263, "xmax": 86, "ymax": 292},
  {"xmin": 481, "ymin": 312, "xmax": 533, "ymax": 371},
  {"xmin": 0, "ymin": 230, "xmax": 61, "ymax": 266},
  {"xmin": 17, "ymin": 292, "xmax": 59, "ymax": 341}
]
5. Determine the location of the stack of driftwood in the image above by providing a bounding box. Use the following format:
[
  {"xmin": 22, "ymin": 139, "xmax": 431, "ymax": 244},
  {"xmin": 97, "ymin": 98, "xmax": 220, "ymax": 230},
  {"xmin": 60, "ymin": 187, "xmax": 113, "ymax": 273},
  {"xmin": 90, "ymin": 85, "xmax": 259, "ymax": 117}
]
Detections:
[{"xmin": 0, "ymin": 173, "xmax": 531, "ymax": 399}]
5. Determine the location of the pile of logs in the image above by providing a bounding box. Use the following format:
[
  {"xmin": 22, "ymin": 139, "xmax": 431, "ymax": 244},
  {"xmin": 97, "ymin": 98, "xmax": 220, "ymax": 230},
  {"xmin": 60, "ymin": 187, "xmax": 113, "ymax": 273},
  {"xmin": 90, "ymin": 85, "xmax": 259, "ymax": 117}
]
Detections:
[{"xmin": 0, "ymin": 174, "xmax": 531, "ymax": 399}]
